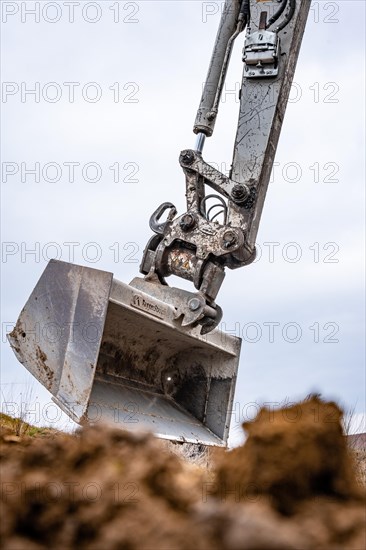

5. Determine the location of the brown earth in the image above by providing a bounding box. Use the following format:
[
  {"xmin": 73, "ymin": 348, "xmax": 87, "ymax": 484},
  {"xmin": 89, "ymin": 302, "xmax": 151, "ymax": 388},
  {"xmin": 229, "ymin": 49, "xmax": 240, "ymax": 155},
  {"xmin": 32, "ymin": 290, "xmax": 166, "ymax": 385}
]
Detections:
[{"xmin": 1, "ymin": 396, "xmax": 365, "ymax": 550}]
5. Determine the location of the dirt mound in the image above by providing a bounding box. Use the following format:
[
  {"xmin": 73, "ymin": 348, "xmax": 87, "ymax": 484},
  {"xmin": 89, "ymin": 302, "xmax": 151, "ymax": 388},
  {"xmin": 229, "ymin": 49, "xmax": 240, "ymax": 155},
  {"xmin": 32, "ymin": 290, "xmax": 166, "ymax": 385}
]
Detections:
[
  {"xmin": 1, "ymin": 397, "xmax": 365, "ymax": 549},
  {"xmin": 214, "ymin": 398, "xmax": 361, "ymax": 514}
]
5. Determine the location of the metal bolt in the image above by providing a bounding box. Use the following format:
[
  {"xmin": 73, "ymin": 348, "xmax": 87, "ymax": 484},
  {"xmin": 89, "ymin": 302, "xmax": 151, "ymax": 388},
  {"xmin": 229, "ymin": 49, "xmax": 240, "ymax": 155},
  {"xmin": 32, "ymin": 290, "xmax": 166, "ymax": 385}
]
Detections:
[
  {"xmin": 180, "ymin": 150, "xmax": 195, "ymax": 165},
  {"xmin": 188, "ymin": 298, "xmax": 201, "ymax": 312},
  {"xmin": 222, "ymin": 230, "xmax": 237, "ymax": 249},
  {"xmin": 231, "ymin": 184, "xmax": 249, "ymax": 204},
  {"xmin": 179, "ymin": 213, "xmax": 195, "ymax": 232}
]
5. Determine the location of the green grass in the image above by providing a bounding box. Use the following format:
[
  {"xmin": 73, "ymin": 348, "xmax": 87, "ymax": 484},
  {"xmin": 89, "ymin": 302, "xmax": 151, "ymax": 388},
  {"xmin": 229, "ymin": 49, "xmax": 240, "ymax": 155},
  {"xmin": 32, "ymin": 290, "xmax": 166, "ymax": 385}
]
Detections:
[{"xmin": 0, "ymin": 412, "xmax": 56, "ymax": 438}]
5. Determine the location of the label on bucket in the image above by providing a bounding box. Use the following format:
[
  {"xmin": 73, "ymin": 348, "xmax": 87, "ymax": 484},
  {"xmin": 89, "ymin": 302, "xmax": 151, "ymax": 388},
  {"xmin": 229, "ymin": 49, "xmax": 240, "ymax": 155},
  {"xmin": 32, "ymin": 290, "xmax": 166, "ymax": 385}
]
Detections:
[{"xmin": 131, "ymin": 293, "xmax": 166, "ymax": 319}]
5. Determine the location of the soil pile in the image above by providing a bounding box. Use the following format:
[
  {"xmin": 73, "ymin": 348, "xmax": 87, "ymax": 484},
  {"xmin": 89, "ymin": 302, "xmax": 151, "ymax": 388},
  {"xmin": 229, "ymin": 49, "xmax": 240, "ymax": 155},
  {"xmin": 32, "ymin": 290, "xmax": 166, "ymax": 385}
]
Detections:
[{"xmin": 1, "ymin": 397, "xmax": 365, "ymax": 549}]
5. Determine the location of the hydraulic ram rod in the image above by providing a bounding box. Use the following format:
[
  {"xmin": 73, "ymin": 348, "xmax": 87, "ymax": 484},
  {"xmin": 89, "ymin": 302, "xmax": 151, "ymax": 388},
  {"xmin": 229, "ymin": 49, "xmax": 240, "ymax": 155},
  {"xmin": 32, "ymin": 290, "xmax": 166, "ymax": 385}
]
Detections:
[{"xmin": 194, "ymin": 0, "xmax": 242, "ymax": 137}]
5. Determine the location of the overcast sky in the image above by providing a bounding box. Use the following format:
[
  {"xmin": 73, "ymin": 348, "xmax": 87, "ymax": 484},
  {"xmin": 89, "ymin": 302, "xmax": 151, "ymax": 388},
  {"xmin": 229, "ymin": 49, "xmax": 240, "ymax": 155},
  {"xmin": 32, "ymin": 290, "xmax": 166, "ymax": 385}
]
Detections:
[{"xmin": 1, "ymin": 0, "xmax": 365, "ymax": 444}]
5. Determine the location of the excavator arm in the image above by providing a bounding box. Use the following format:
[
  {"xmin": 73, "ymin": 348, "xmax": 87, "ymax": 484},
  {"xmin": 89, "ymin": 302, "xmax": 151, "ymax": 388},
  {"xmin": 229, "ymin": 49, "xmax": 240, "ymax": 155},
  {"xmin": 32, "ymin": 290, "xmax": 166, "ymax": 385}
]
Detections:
[{"xmin": 138, "ymin": 0, "xmax": 310, "ymax": 332}]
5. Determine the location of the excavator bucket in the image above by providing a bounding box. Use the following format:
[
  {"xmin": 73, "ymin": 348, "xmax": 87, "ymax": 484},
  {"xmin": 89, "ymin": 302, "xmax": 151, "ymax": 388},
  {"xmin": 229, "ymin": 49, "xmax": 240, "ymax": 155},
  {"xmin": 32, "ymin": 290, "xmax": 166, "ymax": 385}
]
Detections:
[{"xmin": 8, "ymin": 260, "xmax": 241, "ymax": 446}]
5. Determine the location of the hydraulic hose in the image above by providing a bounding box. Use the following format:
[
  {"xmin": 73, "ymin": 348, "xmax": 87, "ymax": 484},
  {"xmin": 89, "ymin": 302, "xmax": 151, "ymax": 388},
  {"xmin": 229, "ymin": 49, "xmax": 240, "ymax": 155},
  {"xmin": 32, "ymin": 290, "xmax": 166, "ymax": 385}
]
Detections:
[
  {"xmin": 276, "ymin": 0, "xmax": 296, "ymax": 32},
  {"xmin": 240, "ymin": 0, "xmax": 251, "ymax": 23},
  {"xmin": 266, "ymin": 0, "xmax": 288, "ymax": 29}
]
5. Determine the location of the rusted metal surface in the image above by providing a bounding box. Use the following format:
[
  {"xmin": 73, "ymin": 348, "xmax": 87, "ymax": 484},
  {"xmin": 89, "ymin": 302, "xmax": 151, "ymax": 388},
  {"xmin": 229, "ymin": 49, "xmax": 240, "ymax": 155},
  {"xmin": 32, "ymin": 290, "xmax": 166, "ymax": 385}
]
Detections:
[
  {"xmin": 8, "ymin": 260, "xmax": 240, "ymax": 446},
  {"xmin": 165, "ymin": 248, "xmax": 198, "ymax": 282}
]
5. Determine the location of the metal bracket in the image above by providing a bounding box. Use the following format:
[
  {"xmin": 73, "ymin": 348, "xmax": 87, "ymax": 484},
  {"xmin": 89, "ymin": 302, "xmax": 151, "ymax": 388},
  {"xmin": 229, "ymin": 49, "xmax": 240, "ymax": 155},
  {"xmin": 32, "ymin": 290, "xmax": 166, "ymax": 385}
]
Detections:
[
  {"xmin": 130, "ymin": 275, "xmax": 223, "ymax": 334},
  {"xmin": 179, "ymin": 149, "xmax": 252, "ymax": 209},
  {"xmin": 243, "ymin": 29, "xmax": 280, "ymax": 78},
  {"xmin": 140, "ymin": 145, "xmax": 257, "ymax": 333},
  {"xmin": 149, "ymin": 202, "xmax": 177, "ymax": 235}
]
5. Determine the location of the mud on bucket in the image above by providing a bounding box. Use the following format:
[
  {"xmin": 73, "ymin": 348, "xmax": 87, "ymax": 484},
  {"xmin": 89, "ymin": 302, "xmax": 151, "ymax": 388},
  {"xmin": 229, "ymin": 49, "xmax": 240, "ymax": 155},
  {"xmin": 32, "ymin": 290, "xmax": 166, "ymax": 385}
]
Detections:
[{"xmin": 8, "ymin": 260, "xmax": 241, "ymax": 446}]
